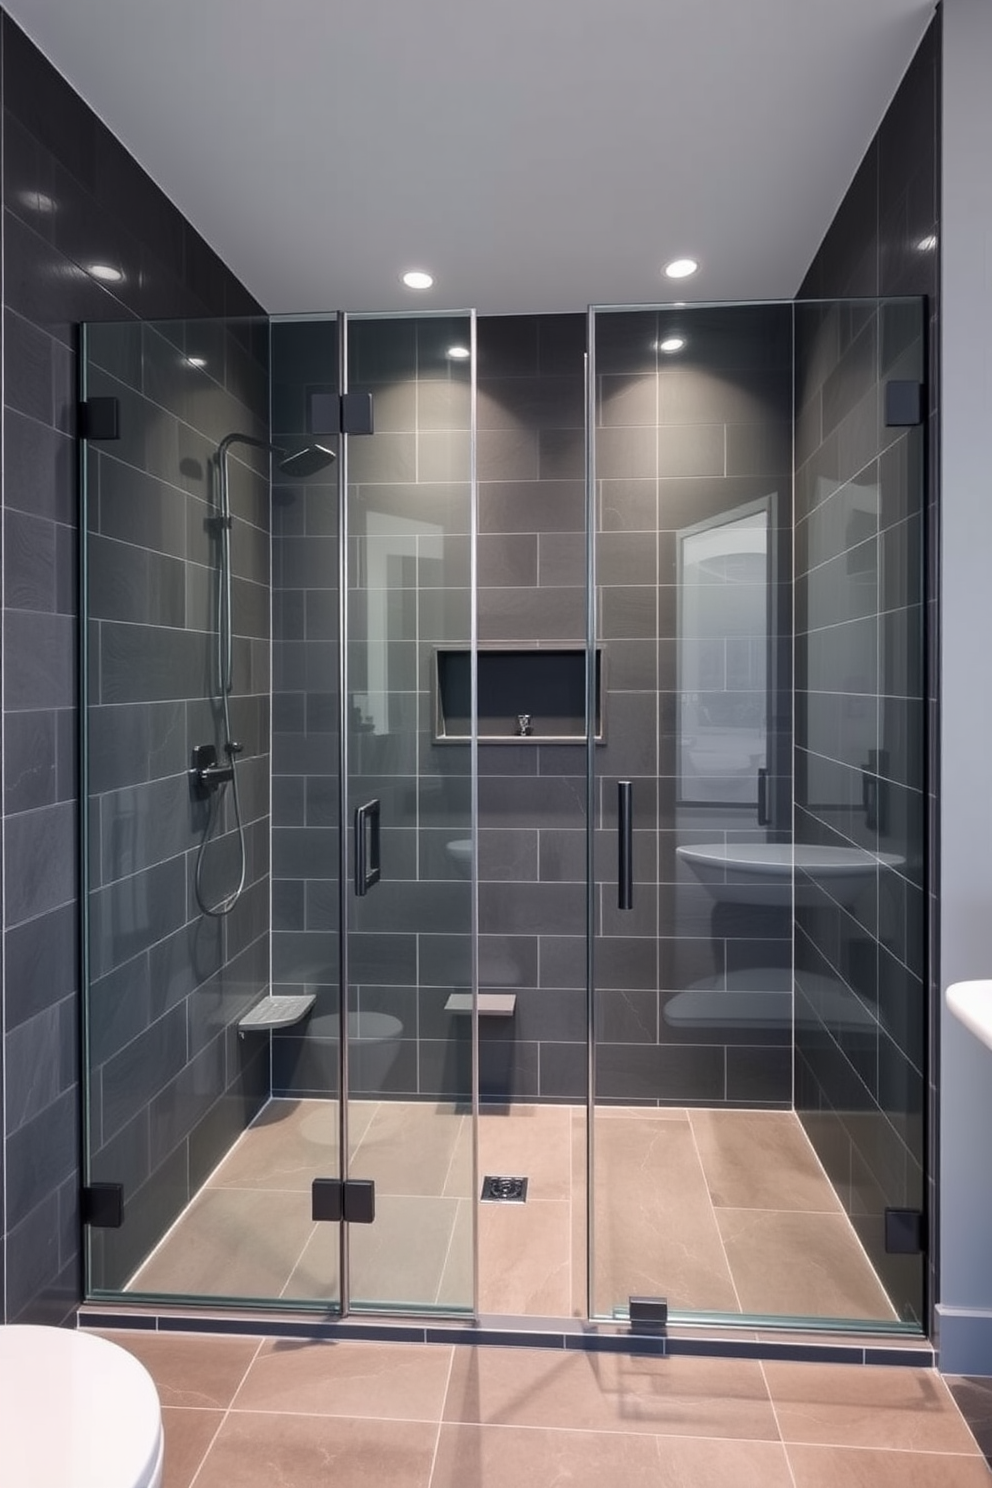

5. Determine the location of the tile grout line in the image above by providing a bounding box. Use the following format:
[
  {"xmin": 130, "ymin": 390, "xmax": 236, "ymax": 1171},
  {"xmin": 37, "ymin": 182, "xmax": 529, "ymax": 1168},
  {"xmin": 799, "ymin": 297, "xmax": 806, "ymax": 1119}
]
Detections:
[
  {"xmin": 186, "ymin": 1335, "xmax": 266, "ymax": 1488},
  {"xmin": 758, "ymin": 1358, "xmax": 800, "ymax": 1488},
  {"xmin": 427, "ymin": 1344, "xmax": 458, "ymax": 1487}
]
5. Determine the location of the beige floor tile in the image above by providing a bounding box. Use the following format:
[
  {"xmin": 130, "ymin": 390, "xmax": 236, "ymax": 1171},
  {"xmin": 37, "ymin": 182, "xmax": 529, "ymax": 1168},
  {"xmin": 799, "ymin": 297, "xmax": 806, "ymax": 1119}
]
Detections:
[
  {"xmin": 443, "ymin": 1345, "xmax": 779, "ymax": 1440},
  {"xmin": 689, "ymin": 1108, "xmax": 843, "ymax": 1212},
  {"xmin": 160, "ymin": 1407, "xmax": 224, "ymax": 1488},
  {"xmin": 765, "ymin": 1363, "xmax": 983, "ymax": 1453},
  {"xmin": 233, "ymin": 1339, "xmax": 453, "ymax": 1420},
  {"xmin": 591, "ymin": 1116, "xmax": 739, "ymax": 1314},
  {"xmin": 591, "ymin": 1106, "xmax": 690, "ymax": 1121},
  {"xmin": 570, "ymin": 1111, "xmax": 588, "ymax": 1316},
  {"xmin": 281, "ymin": 1224, "xmax": 341, "ymax": 1303},
  {"xmin": 129, "ymin": 1188, "xmax": 317, "ymax": 1299},
  {"xmin": 478, "ymin": 1104, "xmax": 572, "ymax": 1200},
  {"xmin": 478, "ymin": 1199, "xmax": 571, "ymax": 1315},
  {"xmin": 207, "ymin": 1098, "xmax": 342, "ymax": 1192},
  {"xmin": 436, "ymin": 1199, "xmax": 475, "ymax": 1310},
  {"xmin": 349, "ymin": 1102, "xmax": 467, "ymax": 1197},
  {"xmin": 443, "ymin": 1120, "xmax": 473, "ymax": 1198},
  {"xmin": 288, "ymin": 1194, "xmax": 464, "ymax": 1311},
  {"xmin": 98, "ymin": 1330, "xmax": 260, "ymax": 1408},
  {"xmin": 430, "ymin": 1423, "xmax": 795, "ymax": 1488},
  {"xmin": 717, "ymin": 1209, "xmax": 896, "ymax": 1320},
  {"xmin": 192, "ymin": 1413, "xmax": 437, "ymax": 1488},
  {"xmin": 785, "ymin": 1443, "xmax": 992, "ymax": 1487}
]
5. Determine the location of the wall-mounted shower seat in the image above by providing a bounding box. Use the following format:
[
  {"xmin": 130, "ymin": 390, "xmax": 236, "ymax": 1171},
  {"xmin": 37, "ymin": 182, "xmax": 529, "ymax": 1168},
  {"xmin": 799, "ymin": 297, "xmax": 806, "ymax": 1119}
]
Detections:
[
  {"xmin": 444, "ymin": 992, "xmax": 516, "ymax": 1016},
  {"xmin": 238, "ymin": 992, "xmax": 316, "ymax": 1033}
]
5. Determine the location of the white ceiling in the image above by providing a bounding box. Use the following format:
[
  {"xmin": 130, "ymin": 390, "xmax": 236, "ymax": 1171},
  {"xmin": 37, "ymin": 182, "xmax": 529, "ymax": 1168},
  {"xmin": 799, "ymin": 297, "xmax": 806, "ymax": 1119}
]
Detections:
[{"xmin": 5, "ymin": 0, "xmax": 936, "ymax": 316}]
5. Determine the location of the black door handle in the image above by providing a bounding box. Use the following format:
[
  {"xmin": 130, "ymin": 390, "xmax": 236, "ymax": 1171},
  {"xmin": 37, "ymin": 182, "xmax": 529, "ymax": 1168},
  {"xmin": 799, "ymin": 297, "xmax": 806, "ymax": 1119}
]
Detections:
[
  {"xmin": 618, "ymin": 780, "xmax": 633, "ymax": 911},
  {"xmin": 355, "ymin": 799, "xmax": 381, "ymax": 896}
]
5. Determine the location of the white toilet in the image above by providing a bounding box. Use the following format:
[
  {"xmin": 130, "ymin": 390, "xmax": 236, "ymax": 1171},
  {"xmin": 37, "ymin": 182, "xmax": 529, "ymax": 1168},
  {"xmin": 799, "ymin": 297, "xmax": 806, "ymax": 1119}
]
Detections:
[{"xmin": 0, "ymin": 1326, "xmax": 164, "ymax": 1488}]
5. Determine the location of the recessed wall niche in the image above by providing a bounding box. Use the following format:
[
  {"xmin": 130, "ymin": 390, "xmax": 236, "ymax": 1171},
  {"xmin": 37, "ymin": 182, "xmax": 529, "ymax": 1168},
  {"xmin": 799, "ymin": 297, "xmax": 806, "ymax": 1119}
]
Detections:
[{"xmin": 433, "ymin": 646, "xmax": 604, "ymax": 743}]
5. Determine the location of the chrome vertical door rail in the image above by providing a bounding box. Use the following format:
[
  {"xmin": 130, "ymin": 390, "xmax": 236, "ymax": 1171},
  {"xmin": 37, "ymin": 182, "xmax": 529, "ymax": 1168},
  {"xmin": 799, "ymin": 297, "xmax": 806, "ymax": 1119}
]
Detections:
[
  {"xmin": 584, "ymin": 311, "xmax": 598, "ymax": 1320},
  {"xmin": 337, "ymin": 312, "xmax": 351, "ymax": 1314},
  {"xmin": 469, "ymin": 309, "xmax": 480, "ymax": 1323}
]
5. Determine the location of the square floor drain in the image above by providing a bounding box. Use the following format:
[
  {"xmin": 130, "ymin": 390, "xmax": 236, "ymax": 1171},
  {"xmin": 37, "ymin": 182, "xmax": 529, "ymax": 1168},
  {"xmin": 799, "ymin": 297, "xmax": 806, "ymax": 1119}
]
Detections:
[{"xmin": 481, "ymin": 1175, "xmax": 528, "ymax": 1202}]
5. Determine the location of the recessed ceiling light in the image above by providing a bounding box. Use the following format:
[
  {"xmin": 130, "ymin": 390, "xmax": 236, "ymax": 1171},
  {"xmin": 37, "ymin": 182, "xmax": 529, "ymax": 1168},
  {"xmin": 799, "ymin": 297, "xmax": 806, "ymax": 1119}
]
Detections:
[
  {"xmin": 402, "ymin": 270, "xmax": 434, "ymax": 290},
  {"xmin": 916, "ymin": 234, "xmax": 937, "ymax": 253},
  {"xmin": 184, "ymin": 356, "xmax": 208, "ymax": 369},
  {"xmin": 664, "ymin": 257, "xmax": 699, "ymax": 280},
  {"xmin": 657, "ymin": 336, "xmax": 685, "ymax": 354},
  {"xmin": 87, "ymin": 263, "xmax": 124, "ymax": 283},
  {"xmin": 447, "ymin": 345, "xmax": 470, "ymax": 360}
]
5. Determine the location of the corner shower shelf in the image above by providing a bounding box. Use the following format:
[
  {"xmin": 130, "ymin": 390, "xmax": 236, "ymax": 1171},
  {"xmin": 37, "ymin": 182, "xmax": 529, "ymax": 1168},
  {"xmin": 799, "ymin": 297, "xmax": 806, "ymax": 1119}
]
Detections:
[
  {"xmin": 238, "ymin": 993, "xmax": 316, "ymax": 1034},
  {"xmin": 444, "ymin": 992, "xmax": 517, "ymax": 1016}
]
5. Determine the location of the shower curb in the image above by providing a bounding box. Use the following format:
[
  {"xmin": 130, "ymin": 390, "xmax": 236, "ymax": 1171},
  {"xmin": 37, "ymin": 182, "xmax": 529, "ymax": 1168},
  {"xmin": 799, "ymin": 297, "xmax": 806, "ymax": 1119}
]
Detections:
[{"xmin": 77, "ymin": 1306, "xmax": 935, "ymax": 1369}]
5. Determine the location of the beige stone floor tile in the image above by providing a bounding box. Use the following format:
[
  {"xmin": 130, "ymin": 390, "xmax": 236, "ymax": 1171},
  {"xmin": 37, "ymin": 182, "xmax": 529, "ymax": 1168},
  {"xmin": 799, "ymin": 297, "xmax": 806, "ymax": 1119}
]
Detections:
[
  {"xmin": 477, "ymin": 1104, "xmax": 573, "ymax": 1201},
  {"xmin": 717, "ymin": 1209, "xmax": 896, "ymax": 1320},
  {"xmin": 429, "ymin": 1422, "xmax": 795, "ymax": 1488},
  {"xmin": 287, "ymin": 1195, "xmax": 462, "ymax": 1311},
  {"xmin": 98, "ymin": 1330, "xmax": 260, "ymax": 1408},
  {"xmin": 128, "ymin": 1188, "xmax": 316, "ymax": 1299},
  {"xmin": 281, "ymin": 1223, "xmax": 341, "ymax": 1303},
  {"xmin": 590, "ymin": 1105, "xmax": 690, "ymax": 1120},
  {"xmin": 689, "ymin": 1108, "xmax": 843, "ymax": 1212},
  {"xmin": 570, "ymin": 1111, "xmax": 588, "ymax": 1317},
  {"xmin": 233, "ymin": 1339, "xmax": 453, "ymax": 1420},
  {"xmin": 206, "ymin": 1098, "xmax": 343, "ymax": 1192},
  {"xmin": 764, "ymin": 1362, "xmax": 983, "ymax": 1453},
  {"xmin": 591, "ymin": 1115, "xmax": 739, "ymax": 1314},
  {"xmin": 435, "ymin": 1198, "xmax": 475, "ymax": 1311},
  {"xmin": 785, "ymin": 1443, "xmax": 992, "ymax": 1487},
  {"xmin": 192, "ymin": 1413, "xmax": 437, "ymax": 1488},
  {"xmin": 442, "ymin": 1119, "xmax": 473, "ymax": 1198},
  {"xmin": 478, "ymin": 1199, "xmax": 571, "ymax": 1316},
  {"xmin": 350, "ymin": 1102, "xmax": 466, "ymax": 1197},
  {"xmin": 443, "ymin": 1345, "xmax": 779, "ymax": 1440},
  {"xmin": 160, "ymin": 1407, "xmax": 224, "ymax": 1488}
]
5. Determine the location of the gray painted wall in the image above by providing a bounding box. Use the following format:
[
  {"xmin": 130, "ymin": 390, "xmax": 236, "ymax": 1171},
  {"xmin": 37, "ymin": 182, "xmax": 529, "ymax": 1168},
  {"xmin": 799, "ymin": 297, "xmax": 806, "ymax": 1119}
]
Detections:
[{"xmin": 937, "ymin": 0, "xmax": 992, "ymax": 1374}]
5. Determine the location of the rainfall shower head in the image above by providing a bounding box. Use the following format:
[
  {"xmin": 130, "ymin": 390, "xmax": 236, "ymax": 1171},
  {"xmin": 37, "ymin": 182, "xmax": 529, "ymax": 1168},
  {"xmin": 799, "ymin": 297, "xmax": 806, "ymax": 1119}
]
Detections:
[
  {"xmin": 277, "ymin": 441, "xmax": 336, "ymax": 477},
  {"xmin": 217, "ymin": 431, "xmax": 336, "ymax": 477}
]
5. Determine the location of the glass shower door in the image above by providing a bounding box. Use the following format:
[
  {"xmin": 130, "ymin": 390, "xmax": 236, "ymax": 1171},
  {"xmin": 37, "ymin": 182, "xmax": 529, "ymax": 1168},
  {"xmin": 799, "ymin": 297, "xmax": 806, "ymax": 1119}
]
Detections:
[
  {"xmin": 342, "ymin": 312, "xmax": 477, "ymax": 1313},
  {"xmin": 587, "ymin": 299, "xmax": 927, "ymax": 1331}
]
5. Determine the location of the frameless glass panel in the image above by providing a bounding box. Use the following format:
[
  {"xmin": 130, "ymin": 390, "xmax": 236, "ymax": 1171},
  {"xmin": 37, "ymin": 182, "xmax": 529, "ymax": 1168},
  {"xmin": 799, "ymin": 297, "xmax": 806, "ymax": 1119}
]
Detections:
[
  {"xmin": 79, "ymin": 314, "xmax": 341, "ymax": 1308},
  {"xmin": 588, "ymin": 299, "xmax": 926, "ymax": 1332},
  {"xmin": 343, "ymin": 313, "xmax": 476, "ymax": 1314}
]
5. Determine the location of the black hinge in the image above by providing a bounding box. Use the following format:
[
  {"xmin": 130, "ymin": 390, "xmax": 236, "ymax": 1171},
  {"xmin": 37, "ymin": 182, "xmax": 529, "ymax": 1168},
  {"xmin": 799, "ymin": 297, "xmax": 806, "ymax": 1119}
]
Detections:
[
  {"xmin": 629, "ymin": 1295, "xmax": 668, "ymax": 1333},
  {"xmin": 884, "ymin": 380, "xmax": 924, "ymax": 427},
  {"xmin": 308, "ymin": 391, "xmax": 374, "ymax": 437},
  {"xmin": 312, "ymin": 1178, "xmax": 376, "ymax": 1224},
  {"xmin": 885, "ymin": 1208, "xmax": 925, "ymax": 1255},
  {"xmin": 83, "ymin": 1183, "xmax": 124, "ymax": 1229},
  {"xmin": 78, "ymin": 396, "xmax": 121, "ymax": 440}
]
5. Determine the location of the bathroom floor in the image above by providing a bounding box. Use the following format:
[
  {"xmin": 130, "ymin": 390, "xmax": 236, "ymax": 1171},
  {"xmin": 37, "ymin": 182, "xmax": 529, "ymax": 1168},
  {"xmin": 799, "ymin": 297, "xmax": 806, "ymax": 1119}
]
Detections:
[
  {"xmin": 128, "ymin": 1099, "xmax": 898, "ymax": 1324},
  {"xmin": 97, "ymin": 1328, "xmax": 992, "ymax": 1488}
]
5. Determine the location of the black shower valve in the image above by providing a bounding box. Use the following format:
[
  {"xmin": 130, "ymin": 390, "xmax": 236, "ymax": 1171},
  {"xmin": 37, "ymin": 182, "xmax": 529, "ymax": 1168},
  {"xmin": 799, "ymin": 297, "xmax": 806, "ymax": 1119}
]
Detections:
[{"xmin": 190, "ymin": 742, "xmax": 234, "ymax": 793}]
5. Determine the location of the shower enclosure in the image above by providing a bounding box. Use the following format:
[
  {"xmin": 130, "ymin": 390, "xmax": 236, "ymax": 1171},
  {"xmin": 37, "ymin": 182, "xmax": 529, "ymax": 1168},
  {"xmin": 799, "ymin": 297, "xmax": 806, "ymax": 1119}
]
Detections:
[{"xmin": 80, "ymin": 296, "xmax": 927, "ymax": 1334}]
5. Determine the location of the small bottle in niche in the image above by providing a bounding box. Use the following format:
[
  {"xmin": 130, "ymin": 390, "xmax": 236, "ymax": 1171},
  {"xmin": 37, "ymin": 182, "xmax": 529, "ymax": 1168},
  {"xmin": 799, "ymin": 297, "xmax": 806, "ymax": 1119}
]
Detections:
[{"xmin": 517, "ymin": 713, "xmax": 533, "ymax": 736}]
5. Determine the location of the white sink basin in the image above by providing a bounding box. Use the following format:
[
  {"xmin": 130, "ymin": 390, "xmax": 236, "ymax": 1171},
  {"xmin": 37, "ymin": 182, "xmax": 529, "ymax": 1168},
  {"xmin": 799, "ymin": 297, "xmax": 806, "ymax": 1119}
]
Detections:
[
  {"xmin": 676, "ymin": 842, "xmax": 904, "ymax": 907},
  {"xmin": 946, "ymin": 980, "xmax": 992, "ymax": 1053}
]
